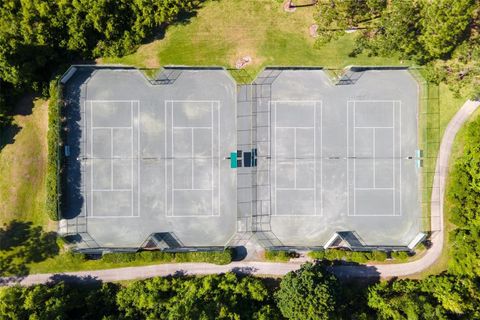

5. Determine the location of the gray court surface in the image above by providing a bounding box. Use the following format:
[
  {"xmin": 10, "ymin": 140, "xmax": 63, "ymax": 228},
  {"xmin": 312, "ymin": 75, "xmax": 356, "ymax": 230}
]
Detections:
[
  {"xmin": 253, "ymin": 68, "xmax": 420, "ymax": 247},
  {"xmin": 62, "ymin": 67, "xmax": 236, "ymax": 248},
  {"xmin": 61, "ymin": 66, "xmax": 421, "ymax": 250}
]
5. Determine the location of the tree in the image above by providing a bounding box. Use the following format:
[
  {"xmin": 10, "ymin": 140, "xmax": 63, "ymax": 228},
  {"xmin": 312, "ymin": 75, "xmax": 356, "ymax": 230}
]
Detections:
[
  {"xmin": 368, "ymin": 280, "xmax": 448, "ymax": 320},
  {"xmin": 275, "ymin": 263, "xmax": 338, "ymax": 320},
  {"xmin": 0, "ymin": 281, "xmax": 118, "ymax": 320},
  {"xmin": 419, "ymin": 0, "xmax": 476, "ymax": 59},
  {"xmin": 314, "ymin": 0, "xmax": 386, "ymax": 47},
  {"xmin": 116, "ymin": 273, "xmax": 278, "ymax": 319},
  {"xmin": 448, "ymin": 117, "xmax": 480, "ymax": 276}
]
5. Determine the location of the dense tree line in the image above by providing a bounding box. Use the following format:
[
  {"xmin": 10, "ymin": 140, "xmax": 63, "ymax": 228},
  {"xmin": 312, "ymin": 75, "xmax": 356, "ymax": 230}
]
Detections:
[
  {"xmin": 448, "ymin": 117, "xmax": 480, "ymax": 277},
  {"xmin": 0, "ymin": 0, "xmax": 200, "ymax": 125},
  {"xmin": 1, "ymin": 264, "xmax": 479, "ymax": 319},
  {"xmin": 315, "ymin": 0, "xmax": 480, "ymax": 98}
]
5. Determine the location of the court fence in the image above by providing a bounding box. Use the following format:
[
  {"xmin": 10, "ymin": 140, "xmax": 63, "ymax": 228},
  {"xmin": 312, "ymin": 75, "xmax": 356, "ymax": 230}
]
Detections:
[{"xmin": 409, "ymin": 68, "xmax": 440, "ymax": 234}]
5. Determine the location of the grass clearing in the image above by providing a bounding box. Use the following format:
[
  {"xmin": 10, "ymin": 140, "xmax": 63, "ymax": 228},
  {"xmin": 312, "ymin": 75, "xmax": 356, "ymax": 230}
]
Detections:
[
  {"xmin": 0, "ymin": 97, "xmax": 53, "ymax": 230},
  {"xmin": 102, "ymin": 0, "xmax": 404, "ymax": 71}
]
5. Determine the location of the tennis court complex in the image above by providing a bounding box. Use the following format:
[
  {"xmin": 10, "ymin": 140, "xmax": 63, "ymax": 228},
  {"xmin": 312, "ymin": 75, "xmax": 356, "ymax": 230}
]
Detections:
[{"xmin": 60, "ymin": 66, "xmax": 421, "ymax": 251}]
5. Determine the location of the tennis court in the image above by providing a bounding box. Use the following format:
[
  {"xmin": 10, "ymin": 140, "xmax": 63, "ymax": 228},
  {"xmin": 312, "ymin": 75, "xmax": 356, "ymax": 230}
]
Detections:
[
  {"xmin": 261, "ymin": 69, "xmax": 421, "ymax": 247},
  {"xmin": 62, "ymin": 67, "xmax": 236, "ymax": 248}
]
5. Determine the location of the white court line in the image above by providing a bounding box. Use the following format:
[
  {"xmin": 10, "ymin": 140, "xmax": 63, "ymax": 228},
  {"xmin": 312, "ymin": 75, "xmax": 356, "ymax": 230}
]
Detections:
[
  {"xmin": 174, "ymin": 126, "xmax": 212, "ymax": 129},
  {"xmin": 173, "ymin": 188, "xmax": 212, "ymax": 191},
  {"xmin": 164, "ymin": 101, "xmax": 169, "ymax": 217},
  {"xmin": 275, "ymin": 126, "xmax": 315, "ymax": 129},
  {"xmin": 353, "ymin": 101, "xmax": 356, "ymax": 216},
  {"xmin": 136, "ymin": 101, "xmax": 140, "ymax": 217},
  {"xmin": 399, "ymin": 100, "xmax": 403, "ymax": 217},
  {"xmin": 191, "ymin": 128, "xmax": 194, "ymax": 189},
  {"xmin": 217, "ymin": 101, "xmax": 221, "ymax": 217},
  {"xmin": 167, "ymin": 100, "xmax": 219, "ymax": 218},
  {"xmin": 111, "ymin": 128, "xmax": 113, "ymax": 191},
  {"xmin": 393, "ymin": 101, "xmax": 396, "ymax": 216},
  {"xmin": 353, "ymin": 100, "xmax": 402, "ymax": 103},
  {"xmin": 373, "ymin": 128, "xmax": 376, "ymax": 188},
  {"xmin": 92, "ymin": 126, "xmax": 132, "ymax": 129},
  {"xmin": 314, "ymin": 102, "xmax": 316, "ymax": 216},
  {"xmin": 349, "ymin": 99, "xmax": 400, "ymax": 217},
  {"xmin": 90, "ymin": 101, "xmax": 93, "ymax": 217},
  {"xmin": 211, "ymin": 102, "xmax": 214, "ymax": 216},
  {"xmin": 272, "ymin": 100, "xmax": 322, "ymax": 217},
  {"xmin": 92, "ymin": 189, "xmax": 132, "ymax": 192},
  {"xmin": 347, "ymin": 101, "xmax": 350, "ymax": 217},
  {"xmin": 355, "ymin": 126, "xmax": 394, "ymax": 129},
  {"xmin": 274, "ymin": 101, "xmax": 277, "ymax": 216},
  {"xmin": 89, "ymin": 100, "xmax": 139, "ymax": 218},
  {"xmin": 88, "ymin": 100, "xmax": 138, "ymax": 102},
  {"xmin": 171, "ymin": 101, "xmax": 174, "ymax": 216},
  {"xmin": 294, "ymin": 128, "xmax": 296, "ymax": 188},
  {"xmin": 167, "ymin": 100, "xmax": 219, "ymax": 103}
]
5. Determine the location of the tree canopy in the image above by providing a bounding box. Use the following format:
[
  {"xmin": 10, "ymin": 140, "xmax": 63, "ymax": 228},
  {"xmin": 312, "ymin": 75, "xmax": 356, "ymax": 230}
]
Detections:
[
  {"xmin": 275, "ymin": 263, "xmax": 339, "ymax": 320},
  {"xmin": 0, "ymin": 0, "xmax": 200, "ymax": 125}
]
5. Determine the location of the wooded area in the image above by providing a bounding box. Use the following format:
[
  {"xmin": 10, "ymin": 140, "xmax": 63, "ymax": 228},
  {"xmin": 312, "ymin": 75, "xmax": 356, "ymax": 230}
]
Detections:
[
  {"xmin": 0, "ymin": 0, "xmax": 200, "ymax": 126},
  {"xmin": 1, "ymin": 262, "xmax": 479, "ymax": 319},
  {"xmin": 315, "ymin": 0, "xmax": 479, "ymax": 99}
]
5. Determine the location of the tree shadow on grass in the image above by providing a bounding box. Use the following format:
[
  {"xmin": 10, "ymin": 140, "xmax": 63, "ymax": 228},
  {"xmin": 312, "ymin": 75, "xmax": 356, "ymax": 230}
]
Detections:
[
  {"xmin": 0, "ymin": 220, "xmax": 59, "ymax": 277},
  {"xmin": 0, "ymin": 94, "xmax": 36, "ymax": 152}
]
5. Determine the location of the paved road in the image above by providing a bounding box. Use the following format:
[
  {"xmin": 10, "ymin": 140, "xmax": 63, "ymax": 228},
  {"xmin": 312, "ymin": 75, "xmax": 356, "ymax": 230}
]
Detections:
[{"xmin": 2, "ymin": 100, "xmax": 479, "ymax": 286}]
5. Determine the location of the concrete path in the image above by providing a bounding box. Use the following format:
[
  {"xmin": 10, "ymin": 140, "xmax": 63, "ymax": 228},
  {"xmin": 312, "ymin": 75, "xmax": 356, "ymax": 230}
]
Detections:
[{"xmin": 2, "ymin": 100, "xmax": 479, "ymax": 286}]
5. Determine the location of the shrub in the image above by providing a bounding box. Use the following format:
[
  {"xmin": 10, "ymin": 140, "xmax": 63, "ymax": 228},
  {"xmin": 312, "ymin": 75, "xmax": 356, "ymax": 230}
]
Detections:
[
  {"xmin": 265, "ymin": 250, "xmax": 296, "ymax": 262},
  {"xmin": 308, "ymin": 250, "xmax": 325, "ymax": 260},
  {"xmin": 45, "ymin": 80, "xmax": 62, "ymax": 221},
  {"xmin": 371, "ymin": 251, "xmax": 388, "ymax": 262},
  {"xmin": 308, "ymin": 249, "xmax": 389, "ymax": 263},
  {"xmin": 391, "ymin": 251, "xmax": 410, "ymax": 261},
  {"xmin": 102, "ymin": 249, "xmax": 233, "ymax": 265}
]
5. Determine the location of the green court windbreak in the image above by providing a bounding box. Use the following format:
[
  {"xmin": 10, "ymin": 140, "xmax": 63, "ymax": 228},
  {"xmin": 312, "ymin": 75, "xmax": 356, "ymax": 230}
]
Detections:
[{"xmin": 230, "ymin": 152, "xmax": 237, "ymax": 168}]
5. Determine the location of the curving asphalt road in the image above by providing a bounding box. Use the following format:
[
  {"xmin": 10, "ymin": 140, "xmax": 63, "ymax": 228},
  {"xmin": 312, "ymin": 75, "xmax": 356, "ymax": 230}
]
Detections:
[{"xmin": 2, "ymin": 100, "xmax": 479, "ymax": 286}]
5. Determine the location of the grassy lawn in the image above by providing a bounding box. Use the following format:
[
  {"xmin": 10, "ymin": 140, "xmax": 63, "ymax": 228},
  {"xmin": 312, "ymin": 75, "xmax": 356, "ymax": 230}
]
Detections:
[
  {"xmin": 0, "ymin": 97, "xmax": 53, "ymax": 230},
  {"xmin": 102, "ymin": 0, "xmax": 404, "ymax": 72}
]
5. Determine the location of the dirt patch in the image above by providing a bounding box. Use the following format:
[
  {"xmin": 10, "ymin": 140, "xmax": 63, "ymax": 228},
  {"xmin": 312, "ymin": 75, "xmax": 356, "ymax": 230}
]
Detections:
[
  {"xmin": 235, "ymin": 56, "xmax": 252, "ymax": 69},
  {"xmin": 309, "ymin": 24, "xmax": 318, "ymax": 38},
  {"xmin": 283, "ymin": 0, "xmax": 296, "ymax": 12}
]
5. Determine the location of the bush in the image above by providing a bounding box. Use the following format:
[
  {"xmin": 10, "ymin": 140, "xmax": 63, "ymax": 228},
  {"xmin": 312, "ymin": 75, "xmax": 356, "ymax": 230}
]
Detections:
[
  {"xmin": 371, "ymin": 251, "xmax": 388, "ymax": 262},
  {"xmin": 45, "ymin": 80, "xmax": 62, "ymax": 221},
  {"xmin": 391, "ymin": 251, "xmax": 410, "ymax": 261},
  {"xmin": 265, "ymin": 250, "xmax": 296, "ymax": 262},
  {"xmin": 308, "ymin": 249, "xmax": 389, "ymax": 263},
  {"xmin": 102, "ymin": 249, "xmax": 233, "ymax": 265}
]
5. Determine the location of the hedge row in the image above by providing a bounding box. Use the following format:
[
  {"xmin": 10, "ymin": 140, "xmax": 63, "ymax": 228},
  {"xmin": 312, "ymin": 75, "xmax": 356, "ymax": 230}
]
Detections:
[
  {"xmin": 102, "ymin": 249, "xmax": 233, "ymax": 265},
  {"xmin": 264, "ymin": 250, "xmax": 297, "ymax": 262},
  {"xmin": 45, "ymin": 80, "xmax": 62, "ymax": 221},
  {"xmin": 308, "ymin": 249, "xmax": 389, "ymax": 263}
]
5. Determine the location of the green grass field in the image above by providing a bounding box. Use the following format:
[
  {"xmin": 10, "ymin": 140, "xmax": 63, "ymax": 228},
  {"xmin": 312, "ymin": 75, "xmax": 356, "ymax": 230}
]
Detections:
[
  {"xmin": 0, "ymin": 97, "xmax": 53, "ymax": 230},
  {"xmin": 102, "ymin": 0, "xmax": 405, "ymax": 72}
]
